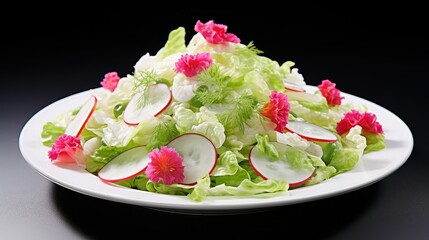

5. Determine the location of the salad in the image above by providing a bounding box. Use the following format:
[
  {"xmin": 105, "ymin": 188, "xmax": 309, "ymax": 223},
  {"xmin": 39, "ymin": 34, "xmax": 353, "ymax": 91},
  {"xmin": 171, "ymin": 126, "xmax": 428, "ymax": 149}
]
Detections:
[{"xmin": 41, "ymin": 20, "xmax": 385, "ymax": 202}]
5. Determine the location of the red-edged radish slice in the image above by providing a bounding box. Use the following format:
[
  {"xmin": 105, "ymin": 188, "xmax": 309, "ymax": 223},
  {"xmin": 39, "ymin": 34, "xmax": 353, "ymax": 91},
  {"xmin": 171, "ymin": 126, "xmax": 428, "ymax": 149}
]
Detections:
[
  {"xmin": 249, "ymin": 142, "xmax": 315, "ymax": 187},
  {"xmin": 285, "ymin": 121, "xmax": 338, "ymax": 143},
  {"xmin": 167, "ymin": 133, "xmax": 217, "ymax": 185},
  {"xmin": 65, "ymin": 95, "xmax": 97, "ymax": 137},
  {"xmin": 284, "ymin": 81, "xmax": 306, "ymax": 92},
  {"xmin": 123, "ymin": 83, "xmax": 172, "ymax": 125},
  {"xmin": 98, "ymin": 146, "xmax": 150, "ymax": 182}
]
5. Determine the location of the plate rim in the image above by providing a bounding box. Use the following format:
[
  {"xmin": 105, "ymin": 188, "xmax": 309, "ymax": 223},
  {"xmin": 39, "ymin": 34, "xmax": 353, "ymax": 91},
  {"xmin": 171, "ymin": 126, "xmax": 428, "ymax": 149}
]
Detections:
[{"xmin": 19, "ymin": 86, "xmax": 414, "ymax": 213}]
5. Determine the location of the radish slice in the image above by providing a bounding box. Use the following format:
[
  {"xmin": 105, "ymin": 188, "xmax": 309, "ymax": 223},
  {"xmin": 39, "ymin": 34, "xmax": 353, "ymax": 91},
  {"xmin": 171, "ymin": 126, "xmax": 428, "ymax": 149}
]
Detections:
[
  {"xmin": 284, "ymin": 81, "xmax": 306, "ymax": 92},
  {"xmin": 285, "ymin": 121, "xmax": 338, "ymax": 143},
  {"xmin": 98, "ymin": 146, "xmax": 150, "ymax": 182},
  {"xmin": 65, "ymin": 95, "xmax": 97, "ymax": 137},
  {"xmin": 249, "ymin": 142, "xmax": 315, "ymax": 187},
  {"xmin": 167, "ymin": 133, "xmax": 217, "ymax": 185},
  {"xmin": 123, "ymin": 83, "xmax": 172, "ymax": 125}
]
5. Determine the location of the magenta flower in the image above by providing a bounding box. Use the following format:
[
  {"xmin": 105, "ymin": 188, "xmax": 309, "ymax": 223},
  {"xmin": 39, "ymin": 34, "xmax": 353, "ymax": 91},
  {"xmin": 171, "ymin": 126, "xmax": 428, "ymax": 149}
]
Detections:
[
  {"xmin": 175, "ymin": 53, "xmax": 213, "ymax": 78},
  {"xmin": 260, "ymin": 91, "xmax": 290, "ymax": 132},
  {"xmin": 146, "ymin": 146, "xmax": 185, "ymax": 185},
  {"xmin": 194, "ymin": 20, "xmax": 240, "ymax": 44},
  {"xmin": 336, "ymin": 110, "xmax": 384, "ymax": 135},
  {"xmin": 317, "ymin": 79, "xmax": 344, "ymax": 106},
  {"xmin": 100, "ymin": 72, "xmax": 121, "ymax": 92},
  {"xmin": 48, "ymin": 134, "xmax": 85, "ymax": 166}
]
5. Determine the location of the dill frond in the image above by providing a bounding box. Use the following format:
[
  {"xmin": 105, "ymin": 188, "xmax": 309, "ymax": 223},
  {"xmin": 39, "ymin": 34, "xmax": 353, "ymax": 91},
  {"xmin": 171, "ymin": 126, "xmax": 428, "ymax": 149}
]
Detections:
[
  {"xmin": 132, "ymin": 70, "xmax": 169, "ymax": 108},
  {"xmin": 198, "ymin": 64, "xmax": 230, "ymax": 86},
  {"xmin": 219, "ymin": 94, "xmax": 259, "ymax": 132},
  {"xmin": 133, "ymin": 70, "xmax": 157, "ymax": 108},
  {"xmin": 146, "ymin": 118, "xmax": 180, "ymax": 151},
  {"xmin": 233, "ymin": 41, "xmax": 264, "ymax": 57},
  {"xmin": 133, "ymin": 70, "xmax": 159, "ymax": 90},
  {"xmin": 195, "ymin": 86, "xmax": 226, "ymax": 105},
  {"xmin": 195, "ymin": 65, "xmax": 231, "ymax": 105},
  {"xmin": 246, "ymin": 41, "xmax": 264, "ymax": 55}
]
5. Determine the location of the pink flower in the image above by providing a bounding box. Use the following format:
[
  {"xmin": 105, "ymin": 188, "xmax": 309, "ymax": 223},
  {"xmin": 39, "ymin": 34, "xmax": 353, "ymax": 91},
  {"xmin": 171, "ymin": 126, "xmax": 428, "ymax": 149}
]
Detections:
[
  {"xmin": 48, "ymin": 134, "xmax": 85, "ymax": 166},
  {"xmin": 317, "ymin": 79, "xmax": 344, "ymax": 106},
  {"xmin": 100, "ymin": 72, "xmax": 121, "ymax": 92},
  {"xmin": 194, "ymin": 20, "xmax": 240, "ymax": 44},
  {"xmin": 175, "ymin": 53, "xmax": 213, "ymax": 78},
  {"xmin": 336, "ymin": 109, "xmax": 384, "ymax": 135},
  {"xmin": 146, "ymin": 146, "xmax": 185, "ymax": 185},
  {"xmin": 260, "ymin": 91, "xmax": 290, "ymax": 132}
]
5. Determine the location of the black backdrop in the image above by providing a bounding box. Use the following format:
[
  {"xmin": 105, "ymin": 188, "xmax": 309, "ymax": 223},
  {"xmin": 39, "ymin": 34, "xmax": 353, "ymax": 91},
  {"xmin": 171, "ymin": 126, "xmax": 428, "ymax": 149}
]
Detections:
[{"xmin": 1, "ymin": 3, "xmax": 428, "ymax": 240}]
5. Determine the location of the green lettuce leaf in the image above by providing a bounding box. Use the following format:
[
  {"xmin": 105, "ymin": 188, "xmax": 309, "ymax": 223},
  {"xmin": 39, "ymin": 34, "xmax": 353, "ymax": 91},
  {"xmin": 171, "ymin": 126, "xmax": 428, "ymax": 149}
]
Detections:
[
  {"xmin": 211, "ymin": 167, "xmax": 250, "ymax": 187},
  {"xmin": 318, "ymin": 141, "xmax": 339, "ymax": 165},
  {"xmin": 242, "ymin": 71, "xmax": 271, "ymax": 102},
  {"xmin": 364, "ymin": 133, "xmax": 385, "ymax": 153},
  {"xmin": 134, "ymin": 174, "xmax": 150, "ymax": 191},
  {"xmin": 304, "ymin": 166, "xmax": 337, "ymax": 186},
  {"xmin": 172, "ymin": 103, "xmax": 197, "ymax": 132},
  {"xmin": 207, "ymin": 179, "xmax": 287, "ymax": 197},
  {"xmin": 41, "ymin": 122, "xmax": 65, "ymax": 147},
  {"xmin": 329, "ymin": 126, "xmax": 367, "ymax": 173},
  {"xmin": 40, "ymin": 107, "xmax": 78, "ymax": 147},
  {"xmin": 226, "ymin": 115, "xmax": 276, "ymax": 148},
  {"xmin": 211, "ymin": 151, "xmax": 240, "ymax": 176},
  {"xmin": 276, "ymin": 131, "xmax": 323, "ymax": 158},
  {"xmin": 79, "ymin": 128, "xmax": 98, "ymax": 143},
  {"xmin": 280, "ymin": 61, "xmax": 295, "ymax": 76},
  {"xmin": 286, "ymin": 92, "xmax": 329, "ymax": 112},
  {"xmin": 329, "ymin": 148, "xmax": 361, "ymax": 174},
  {"xmin": 146, "ymin": 181, "xmax": 194, "ymax": 196},
  {"xmin": 289, "ymin": 100, "xmax": 343, "ymax": 130},
  {"xmin": 280, "ymin": 144, "xmax": 314, "ymax": 171},
  {"xmin": 156, "ymin": 26, "xmax": 186, "ymax": 60},
  {"xmin": 192, "ymin": 107, "xmax": 226, "ymax": 148},
  {"xmin": 341, "ymin": 126, "xmax": 367, "ymax": 158},
  {"xmin": 173, "ymin": 103, "xmax": 226, "ymax": 148},
  {"xmin": 239, "ymin": 160, "xmax": 262, "ymax": 181},
  {"xmin": 85, "ymin": 145, "xmax": 128, "ymax": 174},
  {"xmin": 187, "ymin": 176, "xmax": 211, "ymax": 202},
  {"xmin": 255, "ymin": 134, "xmax": 279, "ymax": 160}
]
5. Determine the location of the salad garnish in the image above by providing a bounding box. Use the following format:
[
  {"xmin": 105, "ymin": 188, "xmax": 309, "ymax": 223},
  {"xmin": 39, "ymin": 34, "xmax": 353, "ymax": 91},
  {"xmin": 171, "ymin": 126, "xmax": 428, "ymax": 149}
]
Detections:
[
  {"xmin": 100, "ymin": 71, "xmax": 121, "ymax": 92},
  {"xmin": 260, "ymin": 91, "xmax": 290, "ymax": 132},
  {"xmin": 48, "ymin": 134, "xmax": 85, "ymax": 166},
  {"xmin": 336, "ymin": 109, "xmax": 384, "ymax": 135},
  {"xmin": 194, "ymin": 20, "xmax": 240, "ymax": 44},
  {"xmin": 146, "ymin": 146, "xmax": 185, "ymax": 185},
  {"xmin": 317, "ymin": 79, "xmax": 344, "ymax": 106},
  {"xmin": 41, "ymin": 19, "xmax": 386, "ymax": 202},
  {"xmin": 174, "ymin": 52, "xmax": 213, "ymax": 78}
]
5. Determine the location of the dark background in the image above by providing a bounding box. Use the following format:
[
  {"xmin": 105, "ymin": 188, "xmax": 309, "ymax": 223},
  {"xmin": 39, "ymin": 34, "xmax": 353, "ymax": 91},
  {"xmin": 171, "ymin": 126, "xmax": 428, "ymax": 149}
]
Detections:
[{"xmin": 1, "ymin": 3, "xmax": 427, "ymax": 239}]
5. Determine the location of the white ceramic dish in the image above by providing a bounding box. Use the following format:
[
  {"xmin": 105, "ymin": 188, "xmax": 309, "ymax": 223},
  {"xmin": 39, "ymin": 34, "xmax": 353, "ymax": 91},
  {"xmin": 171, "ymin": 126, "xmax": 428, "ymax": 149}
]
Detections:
[{"xmin": 19, "ymin": 86, "xmax": 413, "ymax": 214}]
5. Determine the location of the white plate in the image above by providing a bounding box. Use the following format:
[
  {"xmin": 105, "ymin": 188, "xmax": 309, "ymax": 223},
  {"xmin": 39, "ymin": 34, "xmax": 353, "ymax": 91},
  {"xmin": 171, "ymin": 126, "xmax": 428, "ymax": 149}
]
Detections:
[{"xmin": 19, "ymin": 86, "xmax": 414, "ymax": 214}]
